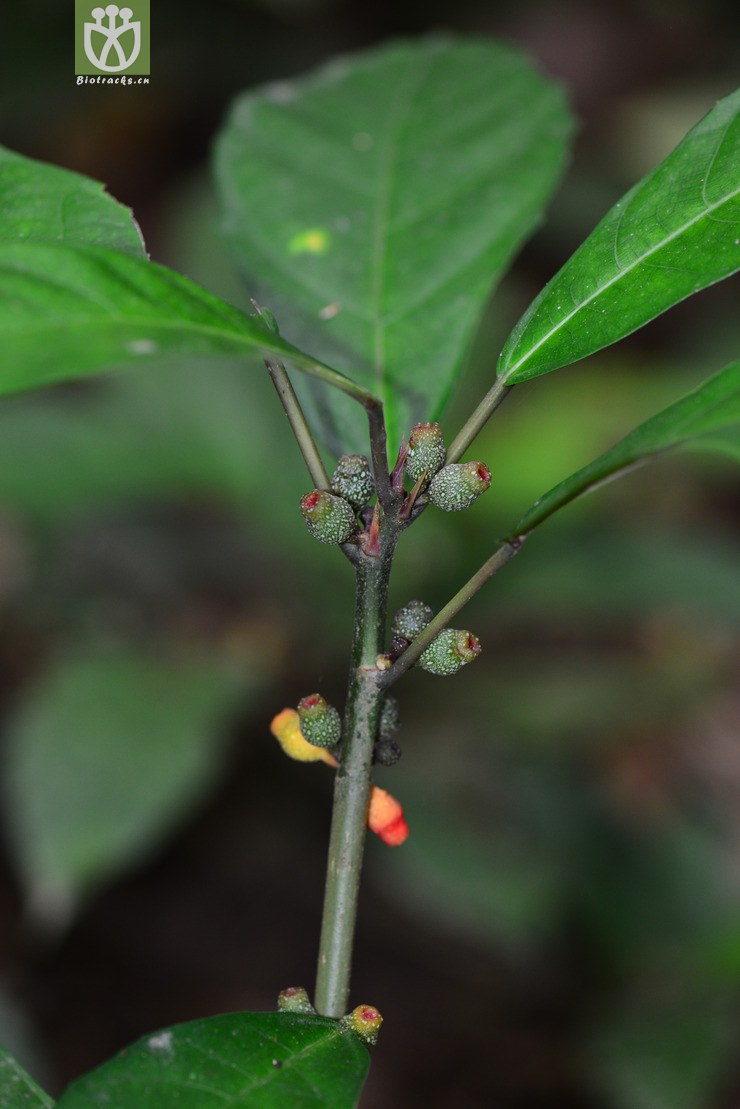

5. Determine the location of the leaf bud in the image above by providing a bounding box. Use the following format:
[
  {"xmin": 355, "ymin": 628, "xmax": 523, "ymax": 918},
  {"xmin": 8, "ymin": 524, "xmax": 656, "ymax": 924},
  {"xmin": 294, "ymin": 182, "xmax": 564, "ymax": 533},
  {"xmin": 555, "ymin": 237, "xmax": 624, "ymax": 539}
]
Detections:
[
  {"xmin": 428, "ymin": 461, "xmax": 491, "ymax": 511},
  {"xmin": 341, "ymin": 1004, "xmax": 383, "ymax": 1047},
  {"xmin": 277, "ymin": 986, "xmax": 315, "ymax": 1014},
  {"xmin": 392, "ymin": 599, "xmax": 434, "ymax": 641},
  {"xmin": 300, "ymin": 489, "xmax": 356, "ymax": 544},
  {"xmin": 297, "ymin": 693, "xmax": 342, "ymax": 749},
  {"xmin": 418, "ymin": 628, "xmax": 481, "ymax": 676},
  {"xmin": 405, "ymin": 422, "xmax": 446, "ymax": 484},
  {"xmin": 331, "ymin": 454, "xmax": 375, "ymax": 510}
]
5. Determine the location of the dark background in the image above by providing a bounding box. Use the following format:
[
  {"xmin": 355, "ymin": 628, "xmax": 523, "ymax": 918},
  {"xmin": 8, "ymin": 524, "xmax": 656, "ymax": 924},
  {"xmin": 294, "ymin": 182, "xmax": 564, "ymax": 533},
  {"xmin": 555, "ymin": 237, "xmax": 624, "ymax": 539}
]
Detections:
[{"xmin": 1, "ymin": 1, "xmax": 739, "ymax": 1106}]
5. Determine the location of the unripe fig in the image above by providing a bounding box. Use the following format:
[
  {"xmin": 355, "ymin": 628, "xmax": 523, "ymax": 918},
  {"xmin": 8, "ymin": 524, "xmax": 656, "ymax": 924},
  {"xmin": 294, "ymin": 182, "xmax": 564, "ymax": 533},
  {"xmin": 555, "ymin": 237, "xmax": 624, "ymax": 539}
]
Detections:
[
  {"xmin": 331, "ymin": 454, "xmax": 375, "ymax": 510},
  {"xmin": 392, "ymin": 599, "xmax": 434, "ymax": 641},
  {"xmin": 418, "ymin": 628, "xmax": 481, "ymax": 676},
  {"xmin": 300, "ymin": 489, "xmax": 356, "ymax": 544},
  {"xmin": 406, "ymin": 422, "xmax": 446, "ymax": 484},
  {"xmin": 297, "ymin": 693, "xmax": 342, "ymax": 748},
  {"xmin": 277, "ymin": 986, "xmax": 315, "ymax": 1014},
  {"xmin": 341, "ymin": 1004, "xmax": 383, "ymax": 1046},
  {"xmin": 428, "ymin": 461, "xmax": 491, "ymax": 512}
]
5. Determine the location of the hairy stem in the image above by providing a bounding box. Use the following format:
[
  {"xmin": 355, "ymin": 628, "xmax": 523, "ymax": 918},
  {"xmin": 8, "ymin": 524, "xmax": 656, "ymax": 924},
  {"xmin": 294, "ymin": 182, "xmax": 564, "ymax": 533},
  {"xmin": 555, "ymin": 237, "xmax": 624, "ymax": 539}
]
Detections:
[
  {"xmin": 314, "ymin": 530, "xmax": 396, "ymax": 1017},
  {"xmin": 266, "ymin": 359, "xmax": 331, "ymax": 489},
  {"xmin": 379, "ymin": 537, "xmax": 524, "ymax": 688}
]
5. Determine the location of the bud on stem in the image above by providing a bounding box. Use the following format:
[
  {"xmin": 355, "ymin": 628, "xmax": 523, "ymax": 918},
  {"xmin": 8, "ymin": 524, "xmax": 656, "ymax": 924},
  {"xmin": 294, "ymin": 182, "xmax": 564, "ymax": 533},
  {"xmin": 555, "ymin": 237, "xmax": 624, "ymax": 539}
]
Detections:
[
  {"xmin": 392, "ymin": 599, "xmax": 434, "ymax": 641},
  {"xmin": 331, "ymin": 455, "xmax": 375, "ymax": 510},
  {"xmin": 428, "ymin": 462, "xmax": 491, "ymax": 511},
  {"xmin": 300, "ymin": 490, "xmax": 356, "ymax": 544},
  {"xmin": 297, "ymin": 693, "xmax": 342, "ymax": 748},
  {"xmin": 406, "ymin": 422, "xmax": 446, "ymax": 484},
  {"xmin": 418, "ymin": 628, "xmax": 482, "ymax": 676}
]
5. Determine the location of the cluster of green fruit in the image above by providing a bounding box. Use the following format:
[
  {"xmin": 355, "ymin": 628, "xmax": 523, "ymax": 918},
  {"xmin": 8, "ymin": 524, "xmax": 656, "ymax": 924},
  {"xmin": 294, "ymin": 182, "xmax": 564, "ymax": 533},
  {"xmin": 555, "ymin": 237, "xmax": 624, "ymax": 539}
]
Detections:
[{"xmin": 299, "ymin": 422, "xmax": 491, "ymax": 545}]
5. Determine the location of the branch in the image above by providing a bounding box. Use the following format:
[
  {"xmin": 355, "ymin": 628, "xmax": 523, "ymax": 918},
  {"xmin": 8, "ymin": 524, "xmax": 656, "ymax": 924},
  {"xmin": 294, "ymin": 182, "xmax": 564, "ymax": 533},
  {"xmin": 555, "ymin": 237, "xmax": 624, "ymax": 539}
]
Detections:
[
  {"xmin": 445, "ymin": 376, "xmax": 512, "ymax": 464},
  {"xmin": 378, "ymin": 537, "xmax": 525, "ymax": 688},
  {"xmin": 265, "ymin": 358, "xmax": 330, "ymax": 490}
]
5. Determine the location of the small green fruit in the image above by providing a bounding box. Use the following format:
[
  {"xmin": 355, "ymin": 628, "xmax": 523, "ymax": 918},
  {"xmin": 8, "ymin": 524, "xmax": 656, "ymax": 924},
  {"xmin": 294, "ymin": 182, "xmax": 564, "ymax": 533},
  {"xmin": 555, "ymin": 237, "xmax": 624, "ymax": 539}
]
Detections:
[
  {"xmin": 277, "ymin": 986, "xmax": 315, "ymax": 1014},
  {"xmin": 418, "ymin": 628, "xmax": 481, "ymax": 676},
  {"xmin": 300, "ymin": 490, "xmax": 356, "ymax": 544},
  {"xmin": 392, "ymin": 600, "xmax": 434, "ymax": 641},
  {"xmin": 406, "ymin": 423, "xmax": 446, "ymax": 484},
  {"xmin": 331, "ymin": 455, "xmax": 375, "ymax": 510},
  {"xmin": 297, "ymin": 693, "xmax": 342, "ymax": 748},
  {"xmin": 428, "ymin": 462, "xmax": 491, "ymax": 512}
]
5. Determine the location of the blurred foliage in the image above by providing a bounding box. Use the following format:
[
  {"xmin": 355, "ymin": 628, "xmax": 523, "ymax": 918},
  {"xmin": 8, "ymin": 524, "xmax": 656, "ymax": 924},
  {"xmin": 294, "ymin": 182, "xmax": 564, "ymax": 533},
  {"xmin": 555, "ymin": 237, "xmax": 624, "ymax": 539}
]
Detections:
[{"xmin": 1, "ymin": 1, "xmax": 739, "ymax": 1107}]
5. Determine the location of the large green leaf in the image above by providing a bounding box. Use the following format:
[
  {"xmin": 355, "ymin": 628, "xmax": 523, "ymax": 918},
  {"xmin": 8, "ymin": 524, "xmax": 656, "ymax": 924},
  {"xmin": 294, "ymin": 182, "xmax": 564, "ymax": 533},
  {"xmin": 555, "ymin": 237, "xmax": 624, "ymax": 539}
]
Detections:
[
  {"xmin": 215, "ymin": 36, "xmax": 573, "ymax": 453},
  {"xmin": 0, "ymin": 242, "xmax": 361, "ymax": 402},
  {"xmin": 507, "ymin": 360, "xmax": 740, "ymax": 537},
  {"xmin": 0, "ymin": 145, "xmax": 145, "ymax": 255},
  {"xmin": 0, "ymin": 1045, "xmax": 52, "ymax": 1108},
  {"xmin": 498, "ymin": 89, "xmax": 740, "ymax": 383},
  {"xmin": 55, "ymin": 1012, "xmax": 370, "ymax": 1108},
  {"xmin": 3, "ymin": 649, "xmax": 250, "ymax": 923}
]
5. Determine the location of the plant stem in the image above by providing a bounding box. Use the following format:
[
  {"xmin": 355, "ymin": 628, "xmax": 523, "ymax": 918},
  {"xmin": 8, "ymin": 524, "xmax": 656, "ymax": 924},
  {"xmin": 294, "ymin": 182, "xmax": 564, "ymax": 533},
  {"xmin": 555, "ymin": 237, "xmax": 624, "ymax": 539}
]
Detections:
[
  {"xmin": 379, "ymin": 536, "xmax": 524, "ymax": 688},
  {"xmin": 314, "ymin": 529, "xmax": 396, "ymax": 1017},
  {"xmin": 445, "ymin": 376, "xmax": 512, "ymax": 463},
  {"xmin": 365, "ymin": 400, "xmax": 394, "ymax": 510},
  {"xmin": 266, "ymin": 359, "xmax": 331, "ymax": 489}
]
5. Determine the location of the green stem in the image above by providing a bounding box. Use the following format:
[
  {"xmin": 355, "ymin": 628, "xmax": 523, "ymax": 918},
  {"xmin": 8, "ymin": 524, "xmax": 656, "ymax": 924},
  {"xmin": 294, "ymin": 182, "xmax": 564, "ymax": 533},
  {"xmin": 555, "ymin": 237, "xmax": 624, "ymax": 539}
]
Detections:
[
  {"xmin": 379, "ymin": 536, "xmax": 524, "ymax": 688},
  {"xmin": 266, "ymin": 359, "xmax": 331, "ymax": 489},
  {"xmin": 314, "ymin": 530, "xmax": 396, "ymax": 1017},
  {"xmin": 445, "ymin": 377, "xmax": 512, "ymax": 463}
]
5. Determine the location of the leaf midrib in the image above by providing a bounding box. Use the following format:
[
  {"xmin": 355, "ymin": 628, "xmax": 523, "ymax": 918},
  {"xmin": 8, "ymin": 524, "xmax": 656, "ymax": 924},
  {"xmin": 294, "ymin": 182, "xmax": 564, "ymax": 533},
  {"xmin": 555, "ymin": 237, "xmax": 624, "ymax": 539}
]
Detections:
[{"xmin": 501, "ymin": 164, "xmax": 740, "ymax": 382}]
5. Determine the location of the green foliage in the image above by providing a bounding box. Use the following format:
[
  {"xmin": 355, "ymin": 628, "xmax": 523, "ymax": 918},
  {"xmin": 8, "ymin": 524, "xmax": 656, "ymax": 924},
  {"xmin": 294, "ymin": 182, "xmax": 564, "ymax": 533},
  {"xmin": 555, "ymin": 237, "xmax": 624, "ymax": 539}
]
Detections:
[
  {"xmin": 54, "ymin": 1012, "xmax": 369, "ymax": 1109},
  {"xmin": 0, "ymin": 1045, "xmax": 52, "ymax": 1108},
  {"xmin": 0, "ymin": 240, "xmax": 339, "ymax": 401},
  {"xmin": 0, "ymin": 146, "xmax": 145, "ymax": 255},
  {"xmin": 215, "ymin": 37, "xmax": 573, "ymax": 451},
  {"xmin": 3, "ymin": 650, "xmax": 248, "ymax": 922},
  {"xmin": 508, "ymin": 359, "xmax": 740, "ymax": 538},
  {"xmin": 498, "ymin": 90, "xmax": 740, "ymax": 383}
]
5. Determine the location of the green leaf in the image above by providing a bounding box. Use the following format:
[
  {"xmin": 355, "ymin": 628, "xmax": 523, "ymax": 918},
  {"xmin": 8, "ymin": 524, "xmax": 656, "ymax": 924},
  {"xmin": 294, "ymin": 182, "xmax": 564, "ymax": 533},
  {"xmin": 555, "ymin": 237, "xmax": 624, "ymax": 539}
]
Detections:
[
  {"xmin": 498, "ymin": 89, "xmax": 740, "ymax": 383},
  {"xmin": 3, "ymin": 649, "xmax": 250, "ymax": 924},
  {"xmin": 55, "ymin": 1012, "xmax": 370, "ymax": 1108},
  {"xmin": 0, "ymin": 145, "xmax": 145, "ymax": 255},
  {"xmin": 0, "ymin": 1044, "xmax": 52, "ymax": 1108},
  {"xmin": 215, "ymin": 36, "xmax": 573, "ymax": 452},
  {"xmin": 0, "ymin": 241, "xmax": 366, "ymax": 403},
  {"xmin": 508, "ymin": 360, "xmax": 740, "ymax": 537}
]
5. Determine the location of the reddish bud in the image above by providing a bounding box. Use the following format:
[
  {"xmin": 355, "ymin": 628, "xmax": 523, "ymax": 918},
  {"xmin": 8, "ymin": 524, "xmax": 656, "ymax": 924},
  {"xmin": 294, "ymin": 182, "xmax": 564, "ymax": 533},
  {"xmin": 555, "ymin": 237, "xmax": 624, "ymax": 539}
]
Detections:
[
  {"xmin": 300, "ymin": 490, "xmax": 356, "ymax": 544},
  {"xmin": 342, "ymin": 1004, "xmax": 383, "ymax": 1046},
  {"xmin": 368, "ymin": 786, "xmax": 409, "ymax": 845}
]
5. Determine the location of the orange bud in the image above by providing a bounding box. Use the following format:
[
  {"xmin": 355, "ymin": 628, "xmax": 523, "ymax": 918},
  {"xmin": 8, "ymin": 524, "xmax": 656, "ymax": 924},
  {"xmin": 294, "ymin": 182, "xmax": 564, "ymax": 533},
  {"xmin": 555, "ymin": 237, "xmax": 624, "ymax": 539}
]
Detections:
[
  {"xmin": 368, "ymin": 786, "xmax": 409, "ymax": 846},
  {"xmin": 270, "ymin": 708, "xmax": 337, "ymax": 766}
]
